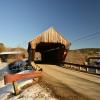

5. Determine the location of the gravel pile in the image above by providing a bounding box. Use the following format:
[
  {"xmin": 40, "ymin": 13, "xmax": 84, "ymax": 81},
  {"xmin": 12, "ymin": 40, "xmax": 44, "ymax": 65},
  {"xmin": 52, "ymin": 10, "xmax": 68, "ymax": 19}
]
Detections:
[{"xmin": 6, "ymin": 83, "xmax": 57, "ymax": 100}]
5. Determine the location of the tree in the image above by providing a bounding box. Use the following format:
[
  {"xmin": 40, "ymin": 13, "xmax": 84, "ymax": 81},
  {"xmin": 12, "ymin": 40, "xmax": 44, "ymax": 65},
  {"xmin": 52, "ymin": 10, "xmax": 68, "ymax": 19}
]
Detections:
[{"xmin": 0, "ymin": 43, "xmax": 6, "ymax": 52}]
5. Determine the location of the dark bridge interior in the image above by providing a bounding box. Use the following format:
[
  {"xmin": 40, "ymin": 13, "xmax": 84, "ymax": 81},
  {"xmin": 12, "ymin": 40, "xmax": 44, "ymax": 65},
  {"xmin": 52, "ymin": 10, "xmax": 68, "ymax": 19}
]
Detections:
[{"xmin": 35, "ymin": 42, "xmax": 67, "ymax": 62}]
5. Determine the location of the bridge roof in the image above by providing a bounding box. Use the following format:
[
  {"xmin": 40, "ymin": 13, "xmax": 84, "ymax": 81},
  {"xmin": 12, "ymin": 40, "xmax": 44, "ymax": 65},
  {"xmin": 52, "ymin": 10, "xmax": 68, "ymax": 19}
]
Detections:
[
  {"xmin": 29, "ymin": 27, "xmax": 71, "ymax": 49},
  {"xmin": 0, "ymin": 51, "xmax": 22, "ymax": 55}
]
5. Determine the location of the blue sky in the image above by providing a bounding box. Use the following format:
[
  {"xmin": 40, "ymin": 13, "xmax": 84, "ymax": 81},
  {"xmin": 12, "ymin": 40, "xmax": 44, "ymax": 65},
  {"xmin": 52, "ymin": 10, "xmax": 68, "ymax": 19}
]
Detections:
[{"xmin": 0, "ymin": 0, "xmax": 100, "ymax": 49}]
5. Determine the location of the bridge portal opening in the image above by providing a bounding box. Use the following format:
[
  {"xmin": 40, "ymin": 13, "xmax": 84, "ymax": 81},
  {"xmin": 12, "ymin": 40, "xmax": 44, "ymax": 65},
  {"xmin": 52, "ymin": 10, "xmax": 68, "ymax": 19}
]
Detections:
[{"xmin": 35, "ymin": 42, "xmax": 67, "ymax": 62}]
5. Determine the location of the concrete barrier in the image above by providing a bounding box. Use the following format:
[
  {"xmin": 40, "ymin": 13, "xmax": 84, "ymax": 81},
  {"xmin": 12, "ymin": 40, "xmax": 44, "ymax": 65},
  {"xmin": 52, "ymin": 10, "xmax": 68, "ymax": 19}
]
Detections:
[
  {"xmin": 87, "ymin": 67, "xmax": 96, "ymax": 74},
  {"xmin": 80, "ymin": 66, "xmax": 87, "ymax": 71},
  {"xmin": 96, "ymin": 69, "xmax": 100, "ymax": 74}
]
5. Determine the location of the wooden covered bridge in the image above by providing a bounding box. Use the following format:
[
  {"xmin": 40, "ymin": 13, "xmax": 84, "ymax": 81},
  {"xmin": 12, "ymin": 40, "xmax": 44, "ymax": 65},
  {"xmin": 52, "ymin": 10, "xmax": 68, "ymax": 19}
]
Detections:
[{"xmin": 28, "ymin": 27, "xmax": 71, "ymax": 62}]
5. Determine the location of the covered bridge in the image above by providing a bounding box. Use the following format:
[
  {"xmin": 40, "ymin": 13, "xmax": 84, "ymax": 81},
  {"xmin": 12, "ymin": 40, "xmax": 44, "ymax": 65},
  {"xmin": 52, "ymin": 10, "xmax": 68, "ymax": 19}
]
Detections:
[
  {"xmin": 28, "ymin": 27, "xmax": 71, "ymax": 62},
  {"xmin": 0, "ymin": 51, "xmax": 25, "ymax": 62}
]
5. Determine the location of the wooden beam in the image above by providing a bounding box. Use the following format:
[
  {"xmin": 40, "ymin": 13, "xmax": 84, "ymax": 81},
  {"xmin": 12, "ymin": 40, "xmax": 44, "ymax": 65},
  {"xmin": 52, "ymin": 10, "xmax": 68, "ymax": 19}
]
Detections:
[{"xmin": 4, "ymin": 71, "xmax": 42, "ymax": 84}]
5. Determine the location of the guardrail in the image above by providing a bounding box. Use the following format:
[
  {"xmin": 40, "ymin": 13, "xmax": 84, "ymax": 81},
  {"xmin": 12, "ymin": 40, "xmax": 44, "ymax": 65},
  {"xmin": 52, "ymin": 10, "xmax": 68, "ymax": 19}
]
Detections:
[
  {"xmin": 4, "ymin": 71, "xmax": 42, "ymax": 95},
  {"xmin": 62, "ymin": 62, "xmax": 100, "ymax": 75}
]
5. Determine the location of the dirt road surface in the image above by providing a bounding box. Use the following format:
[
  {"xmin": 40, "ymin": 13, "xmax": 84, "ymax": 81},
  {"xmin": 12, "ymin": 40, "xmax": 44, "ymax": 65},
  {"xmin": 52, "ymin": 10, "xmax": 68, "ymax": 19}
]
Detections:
[{"xmin": 38, "ymin": 64, "xmax": 100, "ymax": 100}]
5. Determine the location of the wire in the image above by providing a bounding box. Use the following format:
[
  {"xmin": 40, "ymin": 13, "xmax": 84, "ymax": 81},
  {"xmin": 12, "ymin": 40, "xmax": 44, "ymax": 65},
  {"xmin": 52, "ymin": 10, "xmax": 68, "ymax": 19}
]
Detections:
[
  {"xmin": 72, "ymin": 32, "xmax": 100, "ymax": 43},
  {"xmin": 83, "ymin": 34, "xmax": 100, "ymax": 41}
]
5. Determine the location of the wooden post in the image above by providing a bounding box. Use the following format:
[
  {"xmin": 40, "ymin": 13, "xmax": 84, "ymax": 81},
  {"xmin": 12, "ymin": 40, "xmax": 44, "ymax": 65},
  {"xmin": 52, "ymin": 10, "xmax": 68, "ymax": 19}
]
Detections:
[{"xmin": 12, "ymin": 81, "xmax": 20, "ymax": 95}]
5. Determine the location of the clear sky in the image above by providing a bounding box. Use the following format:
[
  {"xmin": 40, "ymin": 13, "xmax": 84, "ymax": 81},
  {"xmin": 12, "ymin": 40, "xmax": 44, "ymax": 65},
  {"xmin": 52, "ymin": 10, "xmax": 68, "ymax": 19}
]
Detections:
[{"xmin": 0, "ymin": 0, "xmax": 100, "ymax": 49}]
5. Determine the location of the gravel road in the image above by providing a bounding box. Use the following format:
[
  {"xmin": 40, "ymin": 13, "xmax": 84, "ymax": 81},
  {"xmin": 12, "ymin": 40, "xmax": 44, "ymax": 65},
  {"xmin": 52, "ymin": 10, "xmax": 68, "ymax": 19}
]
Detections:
[{"xmin": 38, "ymin": 64, "xmax": 100, "ymax": 100}]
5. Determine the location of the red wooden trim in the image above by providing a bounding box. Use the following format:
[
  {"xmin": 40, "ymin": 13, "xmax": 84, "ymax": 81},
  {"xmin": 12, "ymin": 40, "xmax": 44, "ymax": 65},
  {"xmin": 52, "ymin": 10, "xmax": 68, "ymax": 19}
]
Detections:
[{"xmin": 4, "ymin": 71, "xmax": 42, "ymax": 84}]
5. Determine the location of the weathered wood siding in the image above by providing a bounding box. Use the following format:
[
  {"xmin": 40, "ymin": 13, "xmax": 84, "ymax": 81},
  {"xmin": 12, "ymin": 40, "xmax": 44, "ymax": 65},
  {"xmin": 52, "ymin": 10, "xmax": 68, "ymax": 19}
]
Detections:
[{"xmin": 29, "ymin": 27, "xmax": 71, "ymax": 49}]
